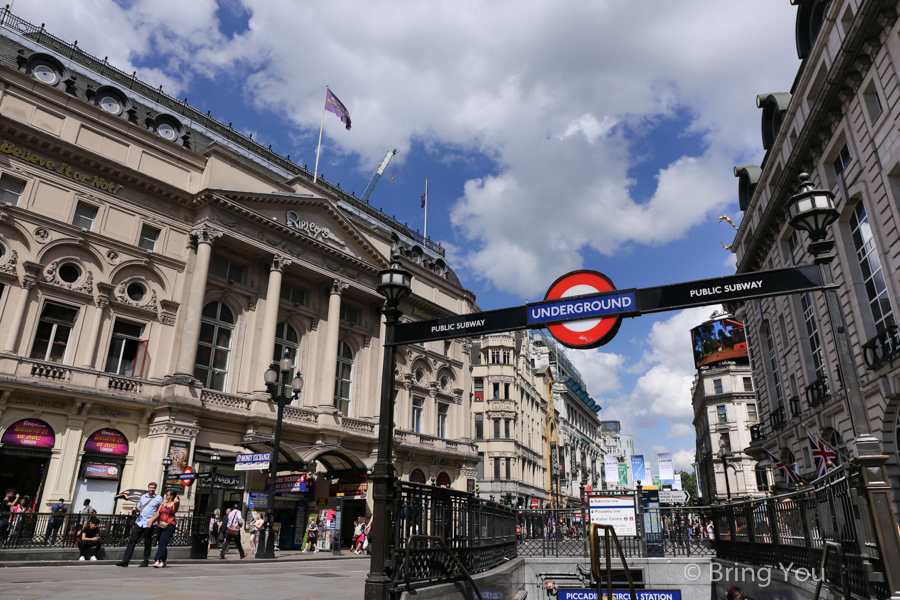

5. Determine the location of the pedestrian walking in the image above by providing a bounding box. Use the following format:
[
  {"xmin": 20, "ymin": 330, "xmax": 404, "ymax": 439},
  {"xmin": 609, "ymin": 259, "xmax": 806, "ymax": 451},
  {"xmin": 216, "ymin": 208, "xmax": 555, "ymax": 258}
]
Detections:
[
  {"xmin": 0, "ymin": 489, "xmax": 18, "ymax": 544},
  {"xmin": 208, "ymin": 508, "xmax": 221, "ymax": 552},
  {"xmin": 249, "ymin": 512, "xmax": 264, "ymax": 554},
  {"xmin": 302, "ymin": 517, "xmax": 318, "ymax": 552},
  {"xmin": 77, "ymin": 515, "xmax": 102, "ymax": 561},
  {"xmin": 116, "ymin": 482, "xmax": 163, "ymax": 567},
  {"xmin": 351, "ymin": 517, "xmax": 364, "ymax": 553},
  {"xmin": 707, "ymin": 520, "xmax": 715, "ymax": 550},
  {"xmin": 219, "ymin": 504, "xmax": 246, "ymax": 559},
  {"xmin": 149, "ymin": 490, "xmax": 180, "ymax": 567},
  {"xmin": 48, "ymin": 498, "xmax": 67, "ymax": 545}
]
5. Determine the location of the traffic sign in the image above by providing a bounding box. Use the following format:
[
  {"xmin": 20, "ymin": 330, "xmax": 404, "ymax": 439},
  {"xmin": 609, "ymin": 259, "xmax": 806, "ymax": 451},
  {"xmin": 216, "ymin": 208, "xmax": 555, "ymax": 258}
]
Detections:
[
  {"xmin": 179, "ymin": 466, "xmax": 195, "ymax": 486},
  {"xmin": 540, "ymin": 271, "xmax": 626, "ymax": 349},
  {"xmin": 658, "ymin": 490, "xmax": 689, "ymax": 504}
]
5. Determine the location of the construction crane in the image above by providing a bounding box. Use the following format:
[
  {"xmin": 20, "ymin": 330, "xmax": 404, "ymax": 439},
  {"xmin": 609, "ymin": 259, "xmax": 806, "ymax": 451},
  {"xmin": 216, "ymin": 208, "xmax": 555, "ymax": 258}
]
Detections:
[{"xmin": 361, "ymin": 148, "xmax": 398, "ymax": 203}]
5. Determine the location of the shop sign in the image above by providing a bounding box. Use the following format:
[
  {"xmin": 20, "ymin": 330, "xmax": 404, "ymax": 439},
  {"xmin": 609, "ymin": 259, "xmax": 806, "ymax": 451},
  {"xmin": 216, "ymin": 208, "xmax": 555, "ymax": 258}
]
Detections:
[
  {"xmin": 0, "ymin": 140, "xmax": 123, "ymax": 194},
  {"xmin": 436, "ymin": 472, "xmax": 451, "ymax": 487},
  {"xmin": 84, "ymin": 428, "xmax": 129, "ymax": 455},
  {"xmin": 100, "ymin": 406, "xmax": 129, "ymax": 418},
  {"xmin": 197, "ymin": 472, "xmax": 242, "ymax": 488},
  {"xmin": 409, "ymin": 468, "xmax": 426, "ymax": 484},
  {"xmin": 84, "ymin": 464, "xmax": 120, "ymax": 479},
  {"xmin": 1, "ymin": 418, "xmax": 55, "ymax": 448},
  {"xmin": 316, "ymin": 498, "xmax": 327, "ymax": 506},
  {"xmin": 248, "ymin": 492, "xmax": 295, "ymax": 509},
  {"xmin": 266, "ymin": 473, "xmax": 307, "ymax": 494},
  {"xmin": 15, "ymin": 397, "xmax": 66, "ymax": 410},
  {"xmin": 235, "ymin": 452, "xmax": 271, "ymax": 470},
  {"xmin": 530, "ymin": 499, "xmax": 540, "ymax": 508},
  {"xmin": 285, "ymin": 211, "xmax": 346, "ymax": 246},
  {"xmin": 329, "ymin": 482, "xmax": 367, "ymax": 498}
]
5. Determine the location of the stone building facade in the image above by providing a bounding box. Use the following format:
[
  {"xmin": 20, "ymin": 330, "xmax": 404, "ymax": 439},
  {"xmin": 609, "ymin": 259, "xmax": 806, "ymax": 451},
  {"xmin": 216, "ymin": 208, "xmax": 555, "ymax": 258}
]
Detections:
[
  {"xmin": 729, "ymin": 0, "xmax": 900, "ymax": 509},
  {"xmin": 0, "ymin": 14, "xmax": 478, "ymax": 546}
]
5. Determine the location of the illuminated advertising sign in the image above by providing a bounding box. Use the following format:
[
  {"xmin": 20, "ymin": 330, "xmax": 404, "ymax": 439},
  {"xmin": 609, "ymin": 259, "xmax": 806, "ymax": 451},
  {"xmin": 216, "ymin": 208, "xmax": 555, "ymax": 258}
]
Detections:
[{"xmin": 690, "ymin": 318, "xmax": 747, "ymax": 368}]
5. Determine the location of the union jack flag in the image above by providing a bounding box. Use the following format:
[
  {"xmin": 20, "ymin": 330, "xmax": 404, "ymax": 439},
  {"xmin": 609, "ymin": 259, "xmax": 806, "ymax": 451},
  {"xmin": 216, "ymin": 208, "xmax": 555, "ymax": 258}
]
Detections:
[
  {"xmin": 765, "ymin": 449, "xmax": 799, "ymax": 483},
  {"xmin": 807, "ymin": 429, "xmax": 839, "ymax": 477}
]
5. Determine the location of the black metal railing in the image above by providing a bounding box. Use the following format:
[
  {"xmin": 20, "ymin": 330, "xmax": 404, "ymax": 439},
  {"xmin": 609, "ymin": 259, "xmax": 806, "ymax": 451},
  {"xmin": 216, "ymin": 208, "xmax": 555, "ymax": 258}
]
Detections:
[
  {"xmin": 805, "ymin": 376, "xmax": 830, "ymax": 407},
  {"xmin": 392, "ymin": 482, "xmax": 516, "ymax": 586},
  {"xmin": 862, "ymin": 325, "xmax": 900, "ymax": 370},
  {"xmin": 789, "ymin": 395, "xmax": 802, "ymax": 419},
  {"xmin": 516, "ymin": 507, "xmax": 715, "ymax": 558},
  {"xmin": 712, "ymin": 464, "xmax": 890, "ymax": 599},
  {"xmin": 770, "ymin": 405, "xmax": 787, "ymax": 430},
  {"xmin": 0, "ymin": 512, "xmax": 204, "ymax": 549}
]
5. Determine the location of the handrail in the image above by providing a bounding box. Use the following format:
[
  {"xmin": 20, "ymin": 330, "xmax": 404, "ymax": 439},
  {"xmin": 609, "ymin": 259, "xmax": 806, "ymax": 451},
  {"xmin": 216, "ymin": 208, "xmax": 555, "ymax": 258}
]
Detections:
[
  {"xmin": 589, "ymin": 523, "xmax": 637, "ymax": 600},
  {"xmin": 813, "ymin": 541, "xmax": 846, "ymax": 600},
  {"xmin": 401, "ymin": 535, "xmax": 484, "ymax": 600}
]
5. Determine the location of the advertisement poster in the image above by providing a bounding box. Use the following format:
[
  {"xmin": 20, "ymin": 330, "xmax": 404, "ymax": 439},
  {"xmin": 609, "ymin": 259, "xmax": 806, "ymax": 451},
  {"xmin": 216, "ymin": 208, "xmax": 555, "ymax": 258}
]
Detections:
[
  {"xmin": 604, "ymin": 455, "xmax": 618, "ymax": 483},
  {"xmin": 164, "ymin": 440, "xmax": 190, "ymax": 491},
  {"xmin": 657, "ymin": 452, "xmax": 674, "ymax": 481},
  {"xmin": 329, "ymin": 482, "xmax": 367, "ymax": 498},
  {"xmin": 236, "ymin": 452, "xmax": 270, "ymax": 470},
  {"xmin": 617, "ymin": 464, "xmax": 628, "ymax": 486},
  {"xmin": 83, "ymin": 464, "xmax": 120, "ymax": 479},
  {"xmin": 267, "ymin": 473, "xmax": 307, "ymax": 494},
  {"xmin": 84, "ymin": 428, "xmax": 129, "ymax": 455},
  {"xmin": 630, "ymin": 455, "xmax": 645, "ymax": 483},
  {"xmin": 691, "ymin": 318, "xmax": 747, "ymax": 368},
  {"xmin": 588, "ymin": 495, "xmax": 637, "ymax": 536},
  {"xmin": 1, "ymin": 418, "xmax": 55, "ymax": 448}
]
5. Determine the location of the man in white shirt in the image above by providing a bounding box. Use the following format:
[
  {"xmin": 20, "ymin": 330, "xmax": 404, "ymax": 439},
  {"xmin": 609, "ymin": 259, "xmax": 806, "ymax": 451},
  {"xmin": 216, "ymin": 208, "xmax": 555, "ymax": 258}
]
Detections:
[
  {"xmin": 219, "ymin": 504, "xmax": 246, "ymax": 559},
  {"xmin": 116, "ymin": 482, "xmax": 163, "ymax": 567}
]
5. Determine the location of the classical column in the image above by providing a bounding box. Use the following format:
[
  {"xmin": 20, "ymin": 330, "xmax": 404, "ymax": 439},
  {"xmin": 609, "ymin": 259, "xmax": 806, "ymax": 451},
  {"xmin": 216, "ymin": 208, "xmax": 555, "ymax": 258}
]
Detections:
[
  {"xmin": 319, "ymin": 279, "xmax": 348, "ymax": 409},
  {"xmin": 255, "ymin": 255, "xmax": 291, "ymax": 390},
  {"xmin": 80, "ymin": 297, "xmax": 109, "ymax": 369},
  {"xmin": 173, "ymin": 225, "xmax": 222, "ymax": 377},
  {"xmin": 1, "ymin": 278, "xmax": 35, "ymax": 354}
]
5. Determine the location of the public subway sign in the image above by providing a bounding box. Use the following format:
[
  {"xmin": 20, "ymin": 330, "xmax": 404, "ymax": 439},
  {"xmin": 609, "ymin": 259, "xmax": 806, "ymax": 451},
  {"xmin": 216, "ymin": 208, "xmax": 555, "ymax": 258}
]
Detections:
[
  {"xmin": 285, "ymin": 211, "xmax": 346, "ymax": 246},
  {"xmin": 0, "ymin": 140, "xmax": 123, "ymax": 194},
  {"xmin": 391, "ymin": 265, "xmax": 827, "ymax": 349},
  {"xmin": 557, "ymin": 591, "xmax": 682, "ymax": 600}
]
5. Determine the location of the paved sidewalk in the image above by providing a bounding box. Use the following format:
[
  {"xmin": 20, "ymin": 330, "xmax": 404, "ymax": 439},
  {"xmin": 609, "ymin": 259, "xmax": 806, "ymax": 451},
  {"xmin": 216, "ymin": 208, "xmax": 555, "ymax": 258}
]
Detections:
[{"xmin": 1, "ymin": 548, "xmax": 369, "ymax": 568}]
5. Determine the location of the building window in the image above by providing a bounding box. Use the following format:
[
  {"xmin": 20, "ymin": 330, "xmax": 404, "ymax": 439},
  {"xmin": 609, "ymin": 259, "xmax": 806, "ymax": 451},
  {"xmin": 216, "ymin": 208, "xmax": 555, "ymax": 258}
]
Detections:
[
  {"xmin": 494, "ymin": 458, "xmax": 501, "ymax": 481},
  {"xmin": 273, "ymin": 323, "xmax": 300, "ymax": 396},
  {"xmin": 833, "ymin": 144, "xmax": 851, "ymax": 178},
  {"xmin": 491, "ymin": 350, "xmax": 501, "ymax": 364},
  {"xmin": 755, "ymin": 466, "xmax": 769, "ymax": 491},
  {"xmin": 850, "ymin": 202, "xmax": 895, "ymax": 333},
  {"xmin": 340, "ymin": 305, "xmax": 360, "ymax": 324},
  {"xmin": 104, "ymin": 320, "xmax": 147, "ymax": 377},
  {"xmin": 713, "ymin": 379, "xmax": 723, "ymax": 394},
  {"xmin": 280, "ymin": 282, "xmax": 306, "ymax": 306},
  {"xmin": 194, "ymin": 301, "xmax": 234, "ymax": 391},
  {"xmin": 72, "ymin": 202, "xmax": 98, "ymax": 230},
  {"xmin": 504, "ymin": 383, "xmax": 510, "ymax": 399},
  {"xmin": 474, "ymin": 378, "xmax": 484, "ymax": 401},
  {"xmin": 493, "ymin": 382, "xmax": 500, "ymax": 399},
  {"xmin": 138, "ymin": 225, "xmax": 160, "ymax": 251},
  {"xmin": 477, "ymin": 453, "xmax": 484, "ymax": 479},
  {"xmin": 717, "ymin": 405, "xmax": 727, "ymax": 423},
  {"xmin": 494, "ymin": 419, "xmax": 501, "ymax": 440},
  {"xmin": 743, "ymin": 377, "xmax": 753, "ymax": 392},
  {"xmin": 747, "ymin": 403, "xmax": 758, "ymax": 421},
  {"xmin": 334, "ymin": 340, "xmax": 354, "ymax": 415},
  {"xmin": 210, "ymin": 255, "xmax": 245, "ymax": 284},
  {"xmin": 30, "ymin": 303, "xmax": 79, "ymax": 363},
  {"xmin": 721, "ymin": 432, "xmax": 732, "ymax": 453},
  {"xmin": 412, "ymin": 397, "xmax": 424, "ymax": 433},
  {"xmin": 502, "ymin": 350, "xmax": 511, "ymax": 364},
  {"xmin": 437, "ymin": 403, "xmax": 449, "ymax": 438},
  {"xmin": 505, "ymin": 458, "xmax": 511, "ymax": 480},
  {"xmin": 444, "ymin": 340, "xmax": 451, "ymax": 356},
  {"xmin": 764, "ymin": 322, "xmax": 784, "ymax": 408},
  {"xmin": 0, "ymin": 175, "xmax": 25, "ymax": 205},
  {"xmin": 505, "ymin": 419, "xmax": 511, "ymax": 439},
  {"xmin": 862, "ymin": 80, "xmax": 883, "ymax": 122},
  {"xmin": 800, "ymin": 292, "xmax": 827, "ymax": 383},
  {"xmin": 475, "ymin": 414, "xmax": 483, "ymax": 439}
]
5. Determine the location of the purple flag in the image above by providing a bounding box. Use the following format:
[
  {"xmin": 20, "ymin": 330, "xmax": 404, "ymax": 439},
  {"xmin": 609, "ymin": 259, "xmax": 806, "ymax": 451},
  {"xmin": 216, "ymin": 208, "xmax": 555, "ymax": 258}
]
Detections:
[
  {"xmin": 325, "ymin": 88, "xmax": 351, "ymax": 130},
  {"xmin": 420, "ymin": 192, "xmax": 426, "ymax": 208}
]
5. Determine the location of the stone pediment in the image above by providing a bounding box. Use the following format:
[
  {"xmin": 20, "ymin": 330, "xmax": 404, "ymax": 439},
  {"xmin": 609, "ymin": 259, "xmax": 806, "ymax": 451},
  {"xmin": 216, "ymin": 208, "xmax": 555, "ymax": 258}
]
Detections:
[{"xmin": 204, "ymin": 190, "xmax": 388, "ymax": 270}]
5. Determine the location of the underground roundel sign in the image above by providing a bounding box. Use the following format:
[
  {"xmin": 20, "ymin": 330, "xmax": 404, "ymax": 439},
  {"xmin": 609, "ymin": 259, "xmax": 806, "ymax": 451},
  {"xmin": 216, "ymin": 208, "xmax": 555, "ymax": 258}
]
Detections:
[{"xmin": 541, "ymin": 270, "xmax": 624, "ymax": 349}]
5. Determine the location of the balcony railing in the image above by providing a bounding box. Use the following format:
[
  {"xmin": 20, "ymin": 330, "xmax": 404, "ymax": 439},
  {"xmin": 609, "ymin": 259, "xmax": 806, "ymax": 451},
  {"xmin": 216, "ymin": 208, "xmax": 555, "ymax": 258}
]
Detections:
[
  {"xmin": 805, "ymin": 376, "xmax": 830, "ymax": 407},
  {"xmin": 788, "ymin": 395, "xmax": 802, "ymax": 419},
  {"xmin": 862, "ymin": 325, "xmax": 900, "ymax": 370},
  {"xmin": 770, "ymin": 406, "xmax": 787, "ymax": 430}
]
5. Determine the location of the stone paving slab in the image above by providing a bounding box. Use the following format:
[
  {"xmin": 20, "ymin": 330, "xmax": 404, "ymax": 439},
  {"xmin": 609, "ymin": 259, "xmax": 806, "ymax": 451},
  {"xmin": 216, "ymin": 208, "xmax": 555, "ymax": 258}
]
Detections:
[{"xmin": 0, "ymin": 549, "xmax": 366, "ymax": 568}]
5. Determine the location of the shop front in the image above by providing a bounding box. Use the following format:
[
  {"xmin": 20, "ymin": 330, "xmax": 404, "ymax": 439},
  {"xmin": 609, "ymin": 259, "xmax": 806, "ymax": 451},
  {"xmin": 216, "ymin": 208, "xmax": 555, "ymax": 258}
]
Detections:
[
  {"xmin": 330, "ymin": 480, "xmax": 368, "ymax": 547},
  {"xmin": 0, "ymin": 418, "xmax": 55, "ymax": 510},
  {"xmin": 252, "ymin": 472, "xmax": 311, "ymax": 549},
  {"xmin": 72, "ymin": 428, "xmax": 129, "ymax": 514}
]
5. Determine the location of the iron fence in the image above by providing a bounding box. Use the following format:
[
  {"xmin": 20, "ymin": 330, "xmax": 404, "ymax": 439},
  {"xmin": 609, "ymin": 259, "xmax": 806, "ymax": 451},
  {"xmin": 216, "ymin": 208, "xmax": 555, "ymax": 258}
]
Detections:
[
  {"xmin": 516, "ymin": 507, "xmax": 715, "ymax": 558},
  {"xmin": 711, "ymin": 463, "xmax": 890, "ymax": 599},
  {"xmin": 0, "ymin": 512, "xmax": 204, "ymax": 549},
  {"xmin": 392, "ymin": 482, "xmax": 517, "ymax": 586}
]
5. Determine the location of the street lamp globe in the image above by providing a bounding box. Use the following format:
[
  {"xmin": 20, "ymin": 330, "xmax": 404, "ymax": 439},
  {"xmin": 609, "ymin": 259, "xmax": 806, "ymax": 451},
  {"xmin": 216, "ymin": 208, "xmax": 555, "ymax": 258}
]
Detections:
[
  {"xmin": 376, "ymin": 253, "xmax": 413, "ymax": 303},
  {"xmin": 279, "ymin": 349, "xmax": 293, "ymax": 374},
  {"xmin": 162, "ymin": 457, "xmax": 173, "ymax": 468},
  {"xmin": 786, "ymin": 173, "xmax": 839, "ymax": 242},
  {"xmin": 264, "ymin": 366, "xmax": 278, "ymax": 384},
  {"xmin": 210, "ymin": 450, "xmax": 221, "ymax": 465},
  {"xmin": 718, "ymin": 437, "xmax": 727, "ymax": 459},
  {"xmin": 291, "ymin": 374, "xmax": 304, "ymax": 393}
]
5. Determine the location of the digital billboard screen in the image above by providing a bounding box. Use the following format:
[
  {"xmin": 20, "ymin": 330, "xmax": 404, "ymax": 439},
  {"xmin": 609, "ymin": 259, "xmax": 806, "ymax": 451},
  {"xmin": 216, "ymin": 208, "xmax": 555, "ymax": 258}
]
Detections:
[{"xmin": 690, "ymin": 318, "xmax": 747, "ymax": 368}]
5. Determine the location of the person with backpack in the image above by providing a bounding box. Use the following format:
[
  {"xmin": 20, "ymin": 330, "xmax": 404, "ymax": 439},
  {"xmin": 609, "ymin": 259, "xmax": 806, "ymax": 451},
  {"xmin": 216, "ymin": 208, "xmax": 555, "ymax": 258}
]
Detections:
[
  {"xmin": 219, "ymin": 504, "xmax": 246, "ymax": 559},
  {"xmin": 115, "ymin": 482, "xmax": 163, "ymax": 567},
  {"xmin": 48, "ymin": 498, "xmax": 67, "ymax": 545}
]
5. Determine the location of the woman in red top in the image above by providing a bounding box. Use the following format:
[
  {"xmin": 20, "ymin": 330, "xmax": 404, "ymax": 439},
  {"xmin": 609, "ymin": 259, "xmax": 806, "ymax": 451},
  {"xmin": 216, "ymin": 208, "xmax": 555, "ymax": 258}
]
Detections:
[{"xmin": 148, "ymin": 490, "xmax": 180, "ymax": 567}]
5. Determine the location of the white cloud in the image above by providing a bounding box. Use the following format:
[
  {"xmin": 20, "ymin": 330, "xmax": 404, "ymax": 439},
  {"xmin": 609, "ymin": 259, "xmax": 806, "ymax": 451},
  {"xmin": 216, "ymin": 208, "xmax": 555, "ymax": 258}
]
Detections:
[
  {"xmin": 566, "ymin": 349, "xmax": 626, "ymax": 395},
  {"xmin": 673, "ymin": 449, "xmax": 695, "ymax": 472},
  {"xmin": 668, "ymin": 423, "xmax": 694, "ymax": 439},
  {"xmin": 14, "ymin": 0, "xmax": 799, "ymax": 298}
]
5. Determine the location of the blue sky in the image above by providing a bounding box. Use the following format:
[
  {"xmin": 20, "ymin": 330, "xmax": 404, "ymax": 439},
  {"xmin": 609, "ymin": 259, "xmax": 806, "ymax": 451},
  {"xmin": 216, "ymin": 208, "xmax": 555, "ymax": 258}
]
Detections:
[{"xmin": 19, "ymin": 0, "xmax": 803, "ymax": 469}]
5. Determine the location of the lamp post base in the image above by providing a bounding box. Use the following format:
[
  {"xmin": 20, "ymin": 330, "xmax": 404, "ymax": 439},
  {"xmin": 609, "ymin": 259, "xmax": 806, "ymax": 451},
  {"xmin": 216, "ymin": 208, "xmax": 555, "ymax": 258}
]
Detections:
[{"xmin": 256, "ymin": 524, "xmax": 277, "ymax": 559}]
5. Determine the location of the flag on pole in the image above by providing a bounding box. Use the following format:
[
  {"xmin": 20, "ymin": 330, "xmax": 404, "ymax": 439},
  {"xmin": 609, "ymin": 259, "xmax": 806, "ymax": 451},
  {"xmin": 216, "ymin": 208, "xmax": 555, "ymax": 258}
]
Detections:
[
  {"xmin": 325, "ymin": 88, "xmax": 351, "ymax": 130},
  {"xmin": 392, "ymin": 174, "xmax": 396, "ymax": 182},
  {"xmin": 765, "ymin": 449, "xmax": 799, "ymax": 483},
  {"xmin": 421, "ymin": 192, "xmax": 427, "ymax": 208},
  {"xmin": 806, "ymin": 429, "xmax": 839, "ymax": 476}
]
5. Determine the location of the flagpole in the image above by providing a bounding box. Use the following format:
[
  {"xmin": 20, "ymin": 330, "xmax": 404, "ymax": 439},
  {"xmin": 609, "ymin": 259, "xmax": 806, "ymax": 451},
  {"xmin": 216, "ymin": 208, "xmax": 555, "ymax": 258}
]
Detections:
[
  {"xmin": 314, "ymin": 86, "xmax": 328, "ymax": 184},
  {"xmin": 423, "ymin": 179, "xmax": 428, "ymax": 240}
]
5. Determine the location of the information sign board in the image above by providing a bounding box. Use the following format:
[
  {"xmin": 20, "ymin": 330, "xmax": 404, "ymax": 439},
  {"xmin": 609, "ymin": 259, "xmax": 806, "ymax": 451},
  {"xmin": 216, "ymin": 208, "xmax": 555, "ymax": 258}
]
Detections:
[
  {"xmin": 557, "ymin": 589, "xmax": 682, "ymax": 600},
  {"xmin": 588, "ymin": 495, "xmax": 637, "ymax": 536}
]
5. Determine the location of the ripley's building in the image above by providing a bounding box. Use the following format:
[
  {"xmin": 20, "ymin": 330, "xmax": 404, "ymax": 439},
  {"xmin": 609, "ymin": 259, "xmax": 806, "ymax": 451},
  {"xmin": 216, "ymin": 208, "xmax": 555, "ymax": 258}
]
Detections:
[{"xmin": 0, "ymin": 12, "xmax": 479, "ymax": 547}]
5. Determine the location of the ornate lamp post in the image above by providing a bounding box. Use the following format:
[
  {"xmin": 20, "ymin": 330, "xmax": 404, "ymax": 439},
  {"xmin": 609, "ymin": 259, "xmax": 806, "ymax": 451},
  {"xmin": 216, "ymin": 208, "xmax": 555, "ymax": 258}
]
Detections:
[
  {"xmin": 365, "ymin": 254, "xmax": 412, "ymax": 600},
  {"xmin": 161, "ymin": 456, "xmax": 173, "ymax": 494},
  {"xmin": 256, "ymin": 349, "xmax": 303, "ymax": 559},
  {"xmin": 207, "ymin": 450, "xmax": 220, "ymax": 515},
  {"xmin": 717, "ymin": 438, "xmax": 732, "ymax": 502}
]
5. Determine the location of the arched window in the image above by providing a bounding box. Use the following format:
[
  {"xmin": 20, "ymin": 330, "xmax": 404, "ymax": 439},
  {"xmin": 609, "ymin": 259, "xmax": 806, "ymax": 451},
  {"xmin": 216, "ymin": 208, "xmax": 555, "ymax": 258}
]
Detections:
[
  {"xmin": 334, "ymin": 341, "xmax": 353, "ymax": 415},
  {"xmin": 194, "ymin": 301, "xmax": 234, "ymax": 391}
]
